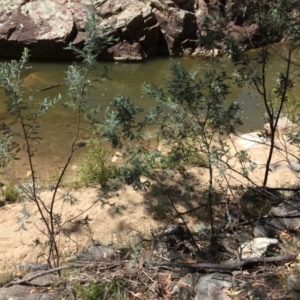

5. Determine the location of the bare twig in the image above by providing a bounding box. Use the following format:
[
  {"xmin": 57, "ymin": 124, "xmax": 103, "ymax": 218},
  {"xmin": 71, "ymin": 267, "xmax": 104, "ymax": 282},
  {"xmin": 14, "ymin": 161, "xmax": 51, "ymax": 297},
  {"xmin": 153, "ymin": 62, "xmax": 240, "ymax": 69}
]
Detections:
[{"xmin": 39, "ymin": 83, "xmax": 65, "ymax": 92}]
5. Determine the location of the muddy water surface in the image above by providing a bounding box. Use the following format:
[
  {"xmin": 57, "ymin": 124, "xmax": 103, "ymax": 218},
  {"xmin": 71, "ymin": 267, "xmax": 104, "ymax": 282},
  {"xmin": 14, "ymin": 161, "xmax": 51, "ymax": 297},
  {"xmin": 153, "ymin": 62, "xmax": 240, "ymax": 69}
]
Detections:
[{"xmin": 0, "ymin": 45, "xmax": 299, "ymax": 178}]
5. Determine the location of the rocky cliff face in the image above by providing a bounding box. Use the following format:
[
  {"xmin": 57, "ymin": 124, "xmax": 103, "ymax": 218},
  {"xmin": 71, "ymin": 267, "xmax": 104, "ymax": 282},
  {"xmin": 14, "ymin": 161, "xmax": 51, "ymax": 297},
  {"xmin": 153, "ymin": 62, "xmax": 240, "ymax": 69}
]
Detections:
[{"xmin": 0, "ymin": 0, "xmax": 261, "ymax": 60}]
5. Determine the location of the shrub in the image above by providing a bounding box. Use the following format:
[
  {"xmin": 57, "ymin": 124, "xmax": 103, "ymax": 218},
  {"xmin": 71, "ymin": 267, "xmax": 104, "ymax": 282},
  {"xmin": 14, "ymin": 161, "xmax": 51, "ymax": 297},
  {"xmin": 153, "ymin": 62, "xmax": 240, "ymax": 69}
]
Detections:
[
  {"xmin": 1, "ymin": 183, "xmax": 22, "ymax": 203},
  {"xmin": 78, "ymin": 138, "xmax": 121, "ymax": 186}
]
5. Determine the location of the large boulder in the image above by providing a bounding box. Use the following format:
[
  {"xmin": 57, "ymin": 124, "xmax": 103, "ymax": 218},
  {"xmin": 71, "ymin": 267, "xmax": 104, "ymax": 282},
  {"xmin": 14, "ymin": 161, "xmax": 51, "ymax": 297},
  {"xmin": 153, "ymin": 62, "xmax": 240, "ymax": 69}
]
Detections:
[
  {"xmin": 0, "ymin": 0, "xmax": 272, "ymax": 60},
  {"xmin": 98, "ymin": 0, "xmax": 160, "ymax": 60},
  {"xmin": 0, "ymin": 0, "xmax": 76, "ymax": 59},
  {"xmin": 153, "ymin": 7, "xmax": 197, "ymax": 55},
  {"xmin": 107, "ymin": 41, "xmax": 146, "ymax": 60}
]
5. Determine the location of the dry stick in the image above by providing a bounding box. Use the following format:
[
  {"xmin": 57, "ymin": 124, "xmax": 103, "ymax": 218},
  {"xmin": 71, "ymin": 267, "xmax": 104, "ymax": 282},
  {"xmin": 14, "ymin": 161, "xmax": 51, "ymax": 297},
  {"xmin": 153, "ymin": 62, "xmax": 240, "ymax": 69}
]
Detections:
[
  {"xmin": 4, "ymin": 262, "xmax": 123, "ymax": 288},
  {"xmin": 3, "ymin": 263, "xmax": 91, "ymax": 288},
  {"xmin": 152, "ymin": 254, "xmax": 297, "ymax": 271},
  {"xmin": 39, "ymin": 83, "xmax": 65, "ymax": 92}
]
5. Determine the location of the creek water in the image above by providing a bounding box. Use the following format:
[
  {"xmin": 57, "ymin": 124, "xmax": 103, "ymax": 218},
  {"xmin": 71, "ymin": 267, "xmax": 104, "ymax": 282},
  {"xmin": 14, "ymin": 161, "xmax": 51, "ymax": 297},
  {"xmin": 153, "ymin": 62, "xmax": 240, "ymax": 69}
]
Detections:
[{"xmin": 0, "ymin": 44, "xmax": 299, "ymax": 178}]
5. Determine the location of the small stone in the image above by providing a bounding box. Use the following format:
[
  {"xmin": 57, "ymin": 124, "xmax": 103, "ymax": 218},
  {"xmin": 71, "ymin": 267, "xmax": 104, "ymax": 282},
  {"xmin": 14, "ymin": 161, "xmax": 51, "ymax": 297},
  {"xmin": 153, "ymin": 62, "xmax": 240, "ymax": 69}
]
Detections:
[
  {"xmin": 76, "ymin": 140, "xmax": 86, "ymax": 147},
  {"xmin": 171, "ymin": 284, "xmax": 179, "ymax": 294},
  {"xmin": 288, "ymin": 274, "xmax": 300, "ymax": 291},
  {"xmin": 23, "ymin": 271, "xmax": 58, "ymax": 286},
  {"xmin": 75, "ymin": 246, "xmax": 116, "ymax": 261},
  {"xmin": 290, "ymin": 161, "xmax": 300, "ymax": 172},
  {"xmin": 111, "ymin": 151, "xmax": 123, "ymax": 163},
  {"xmin": 239, "ymin": 238, "xmax": 278, "ymax": 258}
]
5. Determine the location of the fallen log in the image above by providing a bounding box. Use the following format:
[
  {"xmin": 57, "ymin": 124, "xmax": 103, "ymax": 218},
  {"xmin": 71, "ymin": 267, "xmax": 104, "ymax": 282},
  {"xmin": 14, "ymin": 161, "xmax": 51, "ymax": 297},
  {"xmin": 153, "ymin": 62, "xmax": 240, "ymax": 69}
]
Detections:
[
  {"xmin": 3, "ymin": 262, "xmax": 121, "ymax": 288},
  {"xmin": 152, "ymin": 254, "xmax": 297, "ymax": 271},
  {"xmin": 4, "ymin": 254, "xmax": 297, "ymax": 288}
]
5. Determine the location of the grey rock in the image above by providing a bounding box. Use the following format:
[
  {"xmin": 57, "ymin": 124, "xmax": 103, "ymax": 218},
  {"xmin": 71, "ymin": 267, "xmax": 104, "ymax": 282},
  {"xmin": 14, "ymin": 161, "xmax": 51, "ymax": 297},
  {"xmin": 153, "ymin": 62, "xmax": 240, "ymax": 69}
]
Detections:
[
  {"xmin": 269, "ymin": 192, "xmax": 300, "ymax": 230},
  {"xmin": 98, "ymin": 0, "xmax": 159, "ymax": 60},
  {"xmin": 195, "ymin": 273, "xmax": 232, "ymax": 300},
  {"xmin": 0, "ymin": 0, "xmax": 266, "ymax": 60},
  {"xmin": 253, "ymin": 192, "xmax": 300, "ymax": 237},
  {"xmin": 238, "ymin": 238, "xmax": 278, "ymax": 259},
  {"xmin": 0, "ymin": 0, "xmax": 75, "ymax": 59},
  {"xmin": 230, "ymin": 24, "xmax": 260, "ymax": 45},
  {"xmin": 0, "ymin": 285, "xmax": 53, "ymax": 300},
  {"xmin": 28, "ymin": 264, "xmax": 49, "ymax": 273},
  {"xmin": 75, "ymin": 246, "xmax": 116, "ymax": 261},
  {"xmin": 0, "ymin": 285, "xmax": 31, "ymax": 299},
  {"xmin": 154, "ymin": 7, "xmax": 197, "ymax": 55},
  {"xmin": 0, "ymin": 268, "xmax": 56, "ymax": 300},
  {"xmin": 288, "ymin": 274, "xmax": 300, "ymax": 292},
  {"xmin": 253, "ymin": 218, "xmax": 282, "ymax": 237},
  {"xmin": 20, "ymin": 1, "xmax": 73, "ymax": 41},
  {"xmin": 22, "ymin": 272, "xmax": 58, "ymax": 286},
  {"xmin": 107, "ymin": 41, "xmax": 145, "ymax": 61},
  {"xmin": 174, "ymin": 273, "xmax": 200, "ymax": 300},
  {"xmin": 14, "ymin": 263, "xmax": 49, "ymax": 275},
  {"xmin": 290, "ymin": 161, "xmax": 300, "ymax": 172}
]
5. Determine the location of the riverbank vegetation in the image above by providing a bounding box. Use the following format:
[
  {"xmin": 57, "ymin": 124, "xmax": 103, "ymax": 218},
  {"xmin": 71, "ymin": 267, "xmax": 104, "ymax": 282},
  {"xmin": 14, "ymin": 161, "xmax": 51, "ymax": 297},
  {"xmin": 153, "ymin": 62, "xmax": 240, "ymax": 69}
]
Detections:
[{"xmin": 1, "ymin": 0, "xmax": 300, "ymax": 299}]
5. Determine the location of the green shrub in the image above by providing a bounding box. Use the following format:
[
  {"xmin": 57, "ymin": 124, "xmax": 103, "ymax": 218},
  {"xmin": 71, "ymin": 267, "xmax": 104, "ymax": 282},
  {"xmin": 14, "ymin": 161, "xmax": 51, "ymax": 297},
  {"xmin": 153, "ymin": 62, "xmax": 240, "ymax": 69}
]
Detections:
[
  {"xmin": 78, "ymin": 138, "xmax": 120, "ymax": 186},
  {"xmin": 1, "ymin": 183, "xmax": 22, "ymax": 203}
]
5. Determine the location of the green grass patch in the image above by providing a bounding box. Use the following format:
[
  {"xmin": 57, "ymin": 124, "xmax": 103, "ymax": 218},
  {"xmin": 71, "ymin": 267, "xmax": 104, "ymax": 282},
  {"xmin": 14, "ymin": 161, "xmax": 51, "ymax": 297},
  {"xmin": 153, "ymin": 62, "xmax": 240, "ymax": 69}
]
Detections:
[{"xmin": 74, "ymin": 278, "xmax": 129, "ymax": 300}]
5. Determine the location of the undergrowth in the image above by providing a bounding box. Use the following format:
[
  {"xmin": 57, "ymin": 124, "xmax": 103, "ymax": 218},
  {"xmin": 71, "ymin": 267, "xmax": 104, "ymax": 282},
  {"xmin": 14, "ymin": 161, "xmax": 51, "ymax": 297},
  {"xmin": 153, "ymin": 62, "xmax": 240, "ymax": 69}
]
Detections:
[
  {"xmin": 77, "ymin": 138, "xmax": 121, "ymax": 186},
  {"xmin": 1, "ymin": 183, "xmax": 22, "ymax": 203},
  {"xmin": 74, "ymin": 278, "xmax": 129, "ymax": 300}
]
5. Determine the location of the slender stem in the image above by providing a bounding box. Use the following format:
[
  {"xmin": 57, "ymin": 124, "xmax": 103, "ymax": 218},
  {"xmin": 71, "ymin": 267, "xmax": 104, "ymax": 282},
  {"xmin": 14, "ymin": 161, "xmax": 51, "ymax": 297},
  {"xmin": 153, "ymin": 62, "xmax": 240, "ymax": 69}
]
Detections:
[
  {"xmin": 47, "ymin": 67, "xmax": 90, "ymax": 267},
  {"xmin": 263, "ymin": 41, "xmax": 295, "ymax": 187}
]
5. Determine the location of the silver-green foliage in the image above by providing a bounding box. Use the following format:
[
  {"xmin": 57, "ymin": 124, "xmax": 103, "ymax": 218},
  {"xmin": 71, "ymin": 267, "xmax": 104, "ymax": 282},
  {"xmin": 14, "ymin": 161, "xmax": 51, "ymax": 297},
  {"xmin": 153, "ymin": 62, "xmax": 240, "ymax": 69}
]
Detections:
[
  {"xmin": 0, "ymin": 48, "xmax": 61, "ymax": 168},
  {"xmin": 0, "ymin": 1, "xmax": 115, "ymax": 268},
  {"xmin": 103, "ymin": 59, "xmax": 243, "ymax": 235}
]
